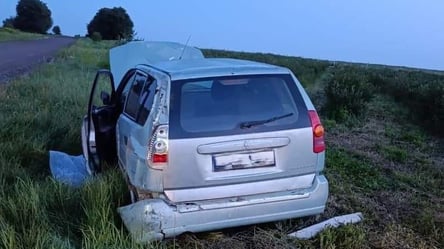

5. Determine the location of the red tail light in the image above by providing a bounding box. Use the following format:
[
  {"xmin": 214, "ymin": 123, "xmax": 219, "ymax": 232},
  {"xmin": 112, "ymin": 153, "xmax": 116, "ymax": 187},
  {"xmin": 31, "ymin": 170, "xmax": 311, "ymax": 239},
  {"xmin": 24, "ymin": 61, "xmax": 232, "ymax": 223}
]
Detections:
[
  {"xmin": 152, "ymin": 153, "xmax": 167, "ymax": 163},
  {"xmin": 308, "ymin": 110, "xmax": 325, "ymax": 153},
  {"xmin": 147, "ymin": 125, "xmax": 168, "ymax": 169}
]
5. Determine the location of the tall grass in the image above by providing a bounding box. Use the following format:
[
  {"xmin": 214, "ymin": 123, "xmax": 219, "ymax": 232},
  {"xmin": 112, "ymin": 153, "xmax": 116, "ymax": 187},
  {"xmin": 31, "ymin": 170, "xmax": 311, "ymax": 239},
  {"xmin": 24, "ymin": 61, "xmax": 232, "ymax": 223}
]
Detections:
[
  {"xmin": 370, "ymin": 69, "xmax": 444, "ymax": 137},
  {"xmin": 323, "ymin": 67, "xmax": 375, "ymax": 122},
  {"xmin": 0, "ymin": 39, "xmax": 146, "ymax": 249},
  {"xmin": 0, "ymin": 27, "xmax": 45, "ymax": 42}
]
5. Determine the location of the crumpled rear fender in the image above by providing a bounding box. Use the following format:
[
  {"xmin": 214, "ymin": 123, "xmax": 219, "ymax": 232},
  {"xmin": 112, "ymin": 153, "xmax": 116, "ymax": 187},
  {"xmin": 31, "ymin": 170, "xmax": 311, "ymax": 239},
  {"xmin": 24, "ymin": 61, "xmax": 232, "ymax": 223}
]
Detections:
[{"xmin": 118, "ymin": 199, "xmax": 170, "ymax": 241}]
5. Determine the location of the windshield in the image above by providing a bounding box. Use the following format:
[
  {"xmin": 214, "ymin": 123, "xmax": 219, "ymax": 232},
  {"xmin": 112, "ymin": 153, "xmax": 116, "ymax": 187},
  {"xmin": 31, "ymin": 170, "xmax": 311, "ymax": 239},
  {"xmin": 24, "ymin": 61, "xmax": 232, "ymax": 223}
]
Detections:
[{"xmin": 169, "ymin": 74, "xmax": 310, "ymax": 139}]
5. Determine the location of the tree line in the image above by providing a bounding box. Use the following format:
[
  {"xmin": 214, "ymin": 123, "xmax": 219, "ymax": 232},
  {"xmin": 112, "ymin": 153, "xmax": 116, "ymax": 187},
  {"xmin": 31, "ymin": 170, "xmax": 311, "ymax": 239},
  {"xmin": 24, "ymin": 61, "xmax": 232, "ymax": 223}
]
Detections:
[{"xmin": 2, "ymin": 0, "xmax": 135, "ymax": 40}]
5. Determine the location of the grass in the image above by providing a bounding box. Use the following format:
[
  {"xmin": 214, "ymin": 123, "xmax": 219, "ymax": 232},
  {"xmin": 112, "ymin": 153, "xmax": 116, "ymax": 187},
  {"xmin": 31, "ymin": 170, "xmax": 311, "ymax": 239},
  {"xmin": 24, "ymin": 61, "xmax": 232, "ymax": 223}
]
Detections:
[
  {"xmin": 0, "ymin": 38, "xmax": 443, "ymax": 248},
  {"xmin": 378, "ymin": 145, "xmax": 408, "ymax": 163},
  {"xmin": 0, "ymin": 27, "xmax": 46, "ymax": 42},
  {"xmin": 321, "ymin": 93, "xmax": 444, "ymax": 248},
  {"xmin": 326, "ymin": 149, "xmax": 392, "ymax": 191},
  {"xmin": 0, "ymin": 39, "xmax": 134, "ymax": 249}
]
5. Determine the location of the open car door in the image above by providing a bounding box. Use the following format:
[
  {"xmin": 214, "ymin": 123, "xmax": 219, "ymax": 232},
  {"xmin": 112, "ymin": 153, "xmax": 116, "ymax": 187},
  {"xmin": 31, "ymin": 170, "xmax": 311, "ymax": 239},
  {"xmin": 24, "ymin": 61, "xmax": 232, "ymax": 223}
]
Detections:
[{"xmin": 81, "ymin": 69, "xmax": 118, "ymax": 175}]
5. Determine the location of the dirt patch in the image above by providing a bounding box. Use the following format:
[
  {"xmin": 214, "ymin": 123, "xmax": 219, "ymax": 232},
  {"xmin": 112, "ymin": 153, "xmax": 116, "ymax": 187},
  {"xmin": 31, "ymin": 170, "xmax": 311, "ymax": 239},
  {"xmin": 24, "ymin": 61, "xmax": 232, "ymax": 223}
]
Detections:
[{"xmin": 369, "ymin": 224, "xmax": 439, "ymax": 249}]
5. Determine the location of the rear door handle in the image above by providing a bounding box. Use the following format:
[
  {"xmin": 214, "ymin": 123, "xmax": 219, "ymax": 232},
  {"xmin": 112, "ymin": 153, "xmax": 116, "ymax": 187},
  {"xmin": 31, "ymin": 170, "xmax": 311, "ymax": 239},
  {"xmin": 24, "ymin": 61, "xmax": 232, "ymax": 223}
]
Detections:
[{"xmin": 123, "ymin": 136, "xmax": 128, "ymax": 145}]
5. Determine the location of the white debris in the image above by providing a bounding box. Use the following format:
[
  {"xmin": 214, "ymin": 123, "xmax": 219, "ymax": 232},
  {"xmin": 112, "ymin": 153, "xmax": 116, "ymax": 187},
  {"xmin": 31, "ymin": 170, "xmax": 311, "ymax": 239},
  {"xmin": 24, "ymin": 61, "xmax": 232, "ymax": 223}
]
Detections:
[{"xmin": 288, "ymin": 212, "xmax": 364, "ymax": 239}]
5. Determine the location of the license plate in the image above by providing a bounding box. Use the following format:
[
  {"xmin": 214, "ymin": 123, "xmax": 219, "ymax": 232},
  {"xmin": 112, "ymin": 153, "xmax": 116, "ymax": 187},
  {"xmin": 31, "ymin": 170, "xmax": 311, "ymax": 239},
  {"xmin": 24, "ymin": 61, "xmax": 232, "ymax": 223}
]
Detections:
[{"xmin": 213, "ymin": 150, "xmax": 275, "ymax": 172}]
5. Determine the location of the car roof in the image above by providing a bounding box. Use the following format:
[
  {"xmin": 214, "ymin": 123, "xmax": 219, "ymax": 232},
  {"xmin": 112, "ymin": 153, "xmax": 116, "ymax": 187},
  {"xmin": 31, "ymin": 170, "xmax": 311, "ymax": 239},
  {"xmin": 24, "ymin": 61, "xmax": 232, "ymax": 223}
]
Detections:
[{"xmin": 138, "ymin": 58, "xmax": 291, "ymax": 80}]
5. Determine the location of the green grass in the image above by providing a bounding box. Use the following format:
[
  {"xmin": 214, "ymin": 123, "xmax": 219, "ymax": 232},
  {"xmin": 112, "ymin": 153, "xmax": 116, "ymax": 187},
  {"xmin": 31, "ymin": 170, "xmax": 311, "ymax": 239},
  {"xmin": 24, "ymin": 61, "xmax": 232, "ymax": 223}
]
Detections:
[
  {"xmin": 0, "ymin": 39, "xmax": 138, "ymax": 249},
  {"xmin": 326, "ymin": 149, "xmax": 391, "ymax": 191},
  {"xmin": 0, "ymin": 27, "xmax": 46, "ymax": 42},
  {"xmin": 0, "ymin": 39, "xmax": 443, "ymax": 248},
  {"xmin": 378, "ymin": 145, "xmax": 409, "ymax": 163}
]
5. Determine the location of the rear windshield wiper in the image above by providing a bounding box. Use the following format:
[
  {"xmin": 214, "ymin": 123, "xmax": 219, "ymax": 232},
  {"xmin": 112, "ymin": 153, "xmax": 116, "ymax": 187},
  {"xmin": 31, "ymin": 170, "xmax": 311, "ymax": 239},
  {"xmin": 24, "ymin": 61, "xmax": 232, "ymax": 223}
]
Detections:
[{"xmin": 239, "ymin": 113, "xmax": 294, "ymax": 129}]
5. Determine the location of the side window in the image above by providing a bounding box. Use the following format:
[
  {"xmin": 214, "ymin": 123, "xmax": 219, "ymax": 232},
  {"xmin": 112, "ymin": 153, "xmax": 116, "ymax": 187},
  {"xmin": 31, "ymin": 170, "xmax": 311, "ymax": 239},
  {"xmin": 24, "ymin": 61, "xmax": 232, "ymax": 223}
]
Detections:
[
  {"xmin": 120, "ymin": 73, "xmax": 135, "ymax": 108},
  {"xmin": 124, "ymin": 73, "xmax": 147, "ymax": 118},
  {"xmin": 137, "ymin": 78, "xmax": 158, "ymax": 124}
]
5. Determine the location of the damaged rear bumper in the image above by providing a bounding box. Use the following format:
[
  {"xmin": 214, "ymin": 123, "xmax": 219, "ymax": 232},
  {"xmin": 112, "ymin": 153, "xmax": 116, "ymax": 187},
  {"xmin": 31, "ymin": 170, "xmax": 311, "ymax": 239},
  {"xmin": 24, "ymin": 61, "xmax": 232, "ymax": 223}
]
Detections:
[{"xmin": 118, "ymin": 175, "xmax": 328, "ymax": 242}]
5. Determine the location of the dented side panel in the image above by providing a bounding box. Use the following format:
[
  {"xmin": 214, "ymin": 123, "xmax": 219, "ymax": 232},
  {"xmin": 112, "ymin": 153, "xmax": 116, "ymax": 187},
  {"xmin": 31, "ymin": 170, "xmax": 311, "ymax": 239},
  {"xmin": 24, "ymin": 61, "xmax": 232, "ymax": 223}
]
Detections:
[
  {"xmin": 118, "ymin": 199, "xmax": 168, "ymax": 241},
  {"xmin": 120, "ymin": 66, "xmax": 170, "ymax": 192}
]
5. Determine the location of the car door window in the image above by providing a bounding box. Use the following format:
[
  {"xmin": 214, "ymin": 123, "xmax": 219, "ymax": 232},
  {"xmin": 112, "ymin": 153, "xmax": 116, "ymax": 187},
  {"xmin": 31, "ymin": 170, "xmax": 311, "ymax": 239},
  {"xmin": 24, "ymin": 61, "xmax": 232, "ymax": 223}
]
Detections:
[
  {"xmin": 120, "ymin": 73, "xmax": 135, "ymax": 108},
  {"xmin": 136, "ymin": 78, "xmax": 157, "ymax": 125},
  {"xmin": 124, "ymin": 73, "xmax": 147, "ymax": 119},
  {"xmin": 91, "ymin": 73, "xmax": 114, "ymax": 108}
]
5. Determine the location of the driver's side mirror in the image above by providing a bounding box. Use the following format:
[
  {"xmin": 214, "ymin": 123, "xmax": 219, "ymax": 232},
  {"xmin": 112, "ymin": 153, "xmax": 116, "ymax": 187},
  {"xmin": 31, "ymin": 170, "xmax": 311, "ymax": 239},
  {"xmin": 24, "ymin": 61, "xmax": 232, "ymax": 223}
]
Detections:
[{"xmin": 100, "ymin": 91, "xmax": 111, "ymax": 105}]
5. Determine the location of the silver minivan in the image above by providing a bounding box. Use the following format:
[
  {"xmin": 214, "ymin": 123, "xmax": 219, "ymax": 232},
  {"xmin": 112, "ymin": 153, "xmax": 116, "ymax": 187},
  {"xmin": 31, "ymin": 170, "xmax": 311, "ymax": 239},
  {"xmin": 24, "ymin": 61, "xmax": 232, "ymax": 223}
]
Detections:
[{"xmin": 81, "ymin": 41, "xmax": 328, "ymax": 242}]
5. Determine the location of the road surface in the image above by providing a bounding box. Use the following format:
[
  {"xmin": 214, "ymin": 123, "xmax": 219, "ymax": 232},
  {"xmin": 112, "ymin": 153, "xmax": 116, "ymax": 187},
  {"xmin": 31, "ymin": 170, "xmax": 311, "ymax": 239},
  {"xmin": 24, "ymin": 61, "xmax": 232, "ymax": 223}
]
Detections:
[{"xmin": 0, "ymin": 37, "xmax": 76, "ymax": 83}]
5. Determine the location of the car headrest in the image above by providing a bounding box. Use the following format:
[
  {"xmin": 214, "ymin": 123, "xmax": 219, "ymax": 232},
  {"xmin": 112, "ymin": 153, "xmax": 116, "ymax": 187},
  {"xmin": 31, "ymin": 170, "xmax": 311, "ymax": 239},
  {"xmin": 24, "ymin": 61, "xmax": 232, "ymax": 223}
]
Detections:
[{"xmin": 211, "ymin": 80, "xmax": 235, "ymax": 101}]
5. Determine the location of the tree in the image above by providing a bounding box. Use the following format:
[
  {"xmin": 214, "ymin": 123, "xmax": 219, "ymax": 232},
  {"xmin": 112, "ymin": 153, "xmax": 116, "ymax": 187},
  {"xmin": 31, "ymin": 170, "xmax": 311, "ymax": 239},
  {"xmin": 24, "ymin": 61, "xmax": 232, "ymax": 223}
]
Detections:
[
  {"xmin": 14, "ymin": 0, "xmax": 53, "ymax": 34},
  {"xmin": 52, "ymin": 25, "xmax": 61, "ymax": 35},
  {"xmin": 87, "ymin": 7, "xmax": 134, "ymax": 40},
  {"xmin": 90, "ymin": 32, "xmax": 102, "ymax": 42},
  {"xmin": 2, "ymin": 17, "xmax": 15, "ymax": 28}
]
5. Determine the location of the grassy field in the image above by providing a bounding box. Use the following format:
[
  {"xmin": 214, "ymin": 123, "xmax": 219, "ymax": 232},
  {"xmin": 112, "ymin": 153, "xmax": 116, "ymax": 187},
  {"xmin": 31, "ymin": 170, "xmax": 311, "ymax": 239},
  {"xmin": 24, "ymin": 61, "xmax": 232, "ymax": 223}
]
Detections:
[
  {"xmin": 0, "ymin": 27, "xmax": 46, "ymax": 42},
  {"xmin": 0, "ymin": 39, "xmax": 443, "ymax": 249}
]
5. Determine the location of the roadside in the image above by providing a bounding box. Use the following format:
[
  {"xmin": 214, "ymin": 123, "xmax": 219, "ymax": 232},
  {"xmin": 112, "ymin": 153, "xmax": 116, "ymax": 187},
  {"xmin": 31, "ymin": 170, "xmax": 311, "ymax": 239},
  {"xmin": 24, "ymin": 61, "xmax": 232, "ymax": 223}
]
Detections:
[
  {"xmin": 0, "ymin": 36, "xmax": 76, "ymax": 84},
  {"xmin": 0, "ymin": 27, "xmax": 45, "ymax": 42},
  {"xmin": 303, "ymin": 66, "xmax": 444, "ymax": 247}
]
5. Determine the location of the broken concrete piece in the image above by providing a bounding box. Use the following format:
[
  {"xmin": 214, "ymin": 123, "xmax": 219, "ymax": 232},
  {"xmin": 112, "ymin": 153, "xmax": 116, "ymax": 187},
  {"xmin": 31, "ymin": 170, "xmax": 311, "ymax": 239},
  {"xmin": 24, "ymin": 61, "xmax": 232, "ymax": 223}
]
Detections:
[{"xmin": 288, "ymin": 212, "xmax": 364, "ymax": 239}]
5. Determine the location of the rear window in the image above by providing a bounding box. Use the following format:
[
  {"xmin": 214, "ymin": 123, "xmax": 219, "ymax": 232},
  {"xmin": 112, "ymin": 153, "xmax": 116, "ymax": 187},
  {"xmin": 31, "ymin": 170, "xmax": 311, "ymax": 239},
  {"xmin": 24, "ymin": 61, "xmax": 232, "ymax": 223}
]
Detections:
[{"xmin": 169, "ymin": 74, "xmax": 310, "ymax": 139}]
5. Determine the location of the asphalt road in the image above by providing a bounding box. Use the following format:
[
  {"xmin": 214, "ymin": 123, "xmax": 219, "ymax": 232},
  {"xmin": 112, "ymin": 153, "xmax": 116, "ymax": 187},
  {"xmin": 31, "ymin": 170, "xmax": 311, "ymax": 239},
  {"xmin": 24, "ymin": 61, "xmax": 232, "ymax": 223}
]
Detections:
[{"xmin": 0, "ymin": 37, "xmax": 76, "ymax": 83}]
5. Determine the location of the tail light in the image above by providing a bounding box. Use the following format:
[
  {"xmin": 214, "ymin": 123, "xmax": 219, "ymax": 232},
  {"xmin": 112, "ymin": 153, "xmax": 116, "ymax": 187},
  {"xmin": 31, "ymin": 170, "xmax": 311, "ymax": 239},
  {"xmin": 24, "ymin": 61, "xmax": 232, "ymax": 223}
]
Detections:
[
  {"xmin": 308, "ymin": 110, "xmax": 325, "ymax": 153},
  {"xmin": 147, "ymin": 125, "xmax": 168, "ymax": 170}
]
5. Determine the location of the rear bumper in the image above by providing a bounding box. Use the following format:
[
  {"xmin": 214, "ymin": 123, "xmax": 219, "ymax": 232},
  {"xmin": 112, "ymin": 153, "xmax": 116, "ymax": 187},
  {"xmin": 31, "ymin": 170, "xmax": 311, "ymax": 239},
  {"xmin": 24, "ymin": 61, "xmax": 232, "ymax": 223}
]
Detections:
[{"xmin": 118, "ymin": 175, "xmax": 328, "ymax": 242}]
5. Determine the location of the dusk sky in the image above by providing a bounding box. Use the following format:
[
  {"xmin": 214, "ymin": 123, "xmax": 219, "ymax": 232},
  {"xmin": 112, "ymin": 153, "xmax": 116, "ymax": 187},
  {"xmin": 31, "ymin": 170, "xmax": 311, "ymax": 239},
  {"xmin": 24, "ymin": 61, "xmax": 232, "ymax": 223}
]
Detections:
[{"xmin": 1, "ymin": 0, "xmax": 443, "ymax": 70}]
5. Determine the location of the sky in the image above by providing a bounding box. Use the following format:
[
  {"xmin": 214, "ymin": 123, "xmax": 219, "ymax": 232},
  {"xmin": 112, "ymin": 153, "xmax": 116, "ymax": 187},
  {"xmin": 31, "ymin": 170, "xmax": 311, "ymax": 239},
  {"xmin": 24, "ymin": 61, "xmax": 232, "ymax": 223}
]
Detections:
[{"xmin": 1, "ymin": 0, "xmax": 443, "ymax": 70}]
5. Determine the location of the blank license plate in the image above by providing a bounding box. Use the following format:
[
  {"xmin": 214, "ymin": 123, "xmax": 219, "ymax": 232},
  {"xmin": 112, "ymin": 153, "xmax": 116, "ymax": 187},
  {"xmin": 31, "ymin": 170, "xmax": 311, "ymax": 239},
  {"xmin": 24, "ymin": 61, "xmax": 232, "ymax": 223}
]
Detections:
[{"xmin": 213, "ymin": 150, "xmax": 275, "ymax": 172}]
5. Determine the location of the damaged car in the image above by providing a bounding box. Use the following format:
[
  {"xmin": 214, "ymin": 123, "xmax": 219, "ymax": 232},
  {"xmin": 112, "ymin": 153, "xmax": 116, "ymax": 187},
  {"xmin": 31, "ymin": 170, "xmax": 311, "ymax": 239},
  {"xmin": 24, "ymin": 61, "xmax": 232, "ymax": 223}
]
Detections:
[{"xmin": 81, "ymin": 41, "xmax": 328, "ymax": 242}]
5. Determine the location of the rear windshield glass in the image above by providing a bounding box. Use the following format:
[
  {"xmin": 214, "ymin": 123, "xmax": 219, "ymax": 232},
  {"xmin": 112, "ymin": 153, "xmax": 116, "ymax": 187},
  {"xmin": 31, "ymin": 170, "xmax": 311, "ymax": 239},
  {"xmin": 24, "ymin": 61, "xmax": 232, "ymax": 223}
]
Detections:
[{"xmin": 169, "ymin": 74, "xmax": 310, "ymax": 139}]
